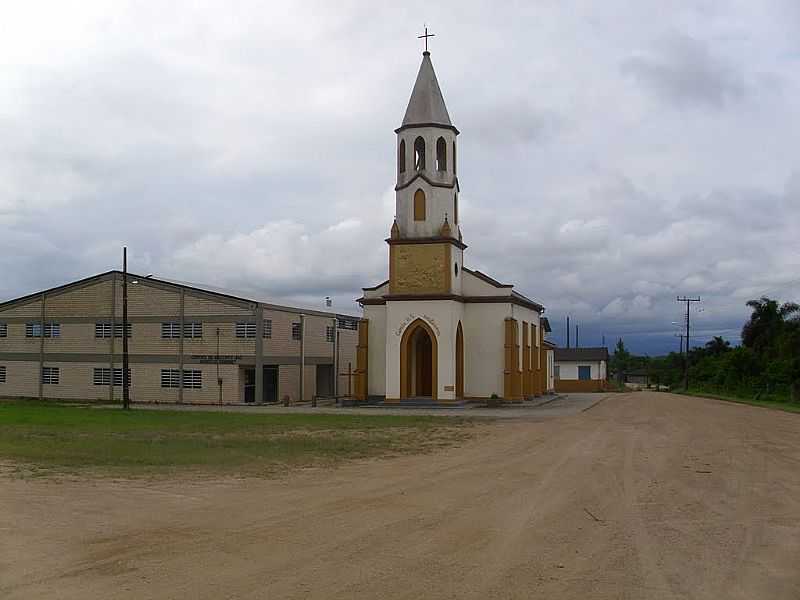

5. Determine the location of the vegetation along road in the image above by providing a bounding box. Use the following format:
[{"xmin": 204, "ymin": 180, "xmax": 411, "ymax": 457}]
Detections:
[{"xmin": 2, "ymin": 392, "xmax": 799, "ymax": 599}]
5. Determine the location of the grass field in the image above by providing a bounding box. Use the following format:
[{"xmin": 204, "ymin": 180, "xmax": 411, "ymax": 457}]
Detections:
[
  {"xmin": 676, "ymin": 389, "xmax": 800, "ymax": 414},
  {"xmin": 0, "ymin": 401, "xmax": 472, "ymax": 478}
]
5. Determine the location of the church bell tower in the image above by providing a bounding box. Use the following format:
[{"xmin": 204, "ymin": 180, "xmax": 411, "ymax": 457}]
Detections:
[{"xmin": 389, "ymin": 49, "xmax": 465, "ymax": 297}]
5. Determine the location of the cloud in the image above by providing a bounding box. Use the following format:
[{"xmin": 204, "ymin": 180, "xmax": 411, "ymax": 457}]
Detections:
[
  {"xmin": 622, "ymin": 34, "xmax": 747, "ymax": 109},
  {"xmin": 0, "ymin": 2, "xmax": 798, "ymax": 354}
]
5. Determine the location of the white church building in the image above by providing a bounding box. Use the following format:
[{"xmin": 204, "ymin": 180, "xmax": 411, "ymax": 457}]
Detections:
[{"xmin": 356, "ymin": 49, "xmax": 552, "ymax": 404}]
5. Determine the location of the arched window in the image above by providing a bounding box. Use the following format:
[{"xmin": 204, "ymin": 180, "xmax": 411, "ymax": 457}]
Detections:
[
  {"xmin": 413, "ymin": 189, "xmax": 426, "ymax": 221},
  {"xmin": 436, "ymin": 137, "xmax": 447, "ymax": 171},
  {"xmin": 414, "ymin": 136, "xmax": 426, "ymax": 171},
  {"xmin": 453, "ymin": 141, "xmax": 457, "ymax": 174},
  {"xmin": 454, "ymin": 192, "xmax": 458, "ymax": 224},
  {"xmin": 398, "ymin": 139, "xmax": 406, "ymax": 174}
]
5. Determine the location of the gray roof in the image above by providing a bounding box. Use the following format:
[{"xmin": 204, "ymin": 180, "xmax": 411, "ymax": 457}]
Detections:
[
  {"xmin": 401, "ymin": 52, "xmax": 453, "ymax": 128},
  {"xmin": 554, "ymin": 347, "xmax": 609, "ymax": 362}
]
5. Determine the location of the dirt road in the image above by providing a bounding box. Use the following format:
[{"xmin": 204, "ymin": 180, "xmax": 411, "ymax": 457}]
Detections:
[{"xmin": 2, "ymin": 392, "xmax": 799, "ymax": 599}]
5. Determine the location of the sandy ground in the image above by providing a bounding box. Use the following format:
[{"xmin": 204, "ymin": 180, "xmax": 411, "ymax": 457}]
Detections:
[{"xmin": 2, "ymin": 392, "xmax": 799, "ymax": 599}]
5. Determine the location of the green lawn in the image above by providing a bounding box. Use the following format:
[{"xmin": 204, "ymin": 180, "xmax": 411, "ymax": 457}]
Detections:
[{"xmin": 0, "ymin": 401, "xmax": 473, "ymax": 478}]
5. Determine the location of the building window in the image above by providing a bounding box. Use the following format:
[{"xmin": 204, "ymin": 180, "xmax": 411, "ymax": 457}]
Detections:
[
  {"xmin": 162, "ymin": 369, "xmax": 201, "ymax": 389},
  {"xmin": 0, "ymin": 366, "xmax": 6, "ymax": 384},
  {"xmin": 292, "ymin": 322, "xmax": 302, "ymax": 341},
  {"xmin": 436, "ymin": 136, "xmax": 447, "ymax": 171},
  {"xmin": 326, "ymin": 325, "xmax": 335, "ymax": 343},
  {"xmin": 554, "ymin": 365, "xmax": 560, "ymax": 380},
  {"xmin": 95, "ymin": 323, "xmax": 131, "ymax": 338},
  {"xmin": 183, "ymin": 369, "xmax": 202, "ymax": 389},
  {"xmin": 0, "ymin": 323, "xmax": 7, "ymax": 337},
  {"xmin": 578, "ymin": 365, "xmax": 591, "ymax": 381},
  {"xmin": 414, "ymin": 136, "xmax": 426, "ymax": 171},
  {"xmin": 41, "ymin": 367, "xmax": 60, "ymax": 385},
  {"xmin": 183, "ymin": 322, "xmax": 203, "ymax": 338},
  {"xmin": 413, "ymin": 189, "xmax": 426, "ymax": 221},
  {"xmin": 235, "ymin": 322, "xmax": 256, "ymax": 338},
  {"xmin": 27, "ymin": 322, "xmax": 60, "ymax": 338},
  {"xmin": 263, "ymin": 319, "xmax": 272, "ymax": 339},
  {"xmin": 161, "ymin": 369, "xmax": 180, "ymax": 388},
  {"xmin": 161, "ymin": 322, "xmax": 181, "ymax": 338},
  {"xmin": 398, "ymin": 139, "xmax": 406, "ymax": 173},
  {"xmin": 93, "ymin": 368, "xmax": 130, "ymax": 386},
  {"xmin": 337, "ymin": 317, "xmax": 359, "ymax": 331}
]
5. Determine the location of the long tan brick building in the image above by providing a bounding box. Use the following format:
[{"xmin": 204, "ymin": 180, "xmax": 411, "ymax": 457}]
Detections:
[{"xmin": 0, "ymin": 271, "xmax": 359, "ymax": 404}]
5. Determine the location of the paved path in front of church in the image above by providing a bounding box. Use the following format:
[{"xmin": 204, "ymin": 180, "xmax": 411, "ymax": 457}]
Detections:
[{"xmin": 3, "ymin": 391, "xmax": 800, "ymax": 599}]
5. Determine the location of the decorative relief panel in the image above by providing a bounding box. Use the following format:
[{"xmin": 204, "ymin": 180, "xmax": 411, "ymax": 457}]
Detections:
[{"xmin": 390, "ymin": 244, "xmax": 449, "ymax": 295}]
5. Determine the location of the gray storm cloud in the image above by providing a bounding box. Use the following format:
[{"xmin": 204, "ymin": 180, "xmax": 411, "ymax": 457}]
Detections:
[{"xmin": 1, "ymin": 1, "xmax": 799, "ymax": 353}]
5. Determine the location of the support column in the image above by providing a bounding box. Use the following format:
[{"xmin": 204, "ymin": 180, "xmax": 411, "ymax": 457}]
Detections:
[
  {"xmin": 299, "ymin": 314, "xmax": 305, "ymax": 402},
  {"xmin": 178, "ymin": 288, "xmax": 185, "ymax": 404},
  {"xmin": 38, "ymin": 293, "xmax": 45, "ymax": 401},
  {"xmin": 354, "ymin": 319, "xmax": 369, "ymax": 401},
  {"xmin": 109, "ymin": 274, "xmax": 116, "ymax": 403},
  {"xmin": 255, "ymin": 305, "xmax": 264, "ymax": 404}
]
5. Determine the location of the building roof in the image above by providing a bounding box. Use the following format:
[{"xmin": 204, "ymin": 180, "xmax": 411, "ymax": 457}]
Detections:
[
  {"xmin": 401, "ymin": 52, "xmax": 454, "ymax": 130},
  {"xmin": 0, "ymin": 271, "xmax": 361, "ymax": 320},
  {"xmin": 541, "ymin": 317, "xmax": 552, "ymax": 332},
  {"xmin": 554, "ymin": 347, "xmax": 609, "ymax": 362}
]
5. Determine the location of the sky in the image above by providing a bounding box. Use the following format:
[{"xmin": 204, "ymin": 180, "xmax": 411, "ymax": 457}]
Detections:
[{"xmin": 1, "ymin": 1, "xmax": 799, "ymax": 355}]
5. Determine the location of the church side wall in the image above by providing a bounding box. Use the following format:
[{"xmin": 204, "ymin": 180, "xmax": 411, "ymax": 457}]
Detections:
[{"xmin": 463, "ymin": 303, "xmax": 508, "ymax": 398}]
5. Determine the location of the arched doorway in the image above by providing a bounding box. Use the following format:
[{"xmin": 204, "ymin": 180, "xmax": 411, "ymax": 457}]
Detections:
[
  {"xmin": 400, "ymin": 319, "xmax": 438, "ymax": 399},
  {"xmin": 456, "ymin": 322, "xmax": 464, "ymax": 399}
]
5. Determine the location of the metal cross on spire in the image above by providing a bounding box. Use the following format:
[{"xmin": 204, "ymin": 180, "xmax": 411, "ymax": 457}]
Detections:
[{"xmin": 418, "ymin": 26, "xmax": 435, "ymax": 52}]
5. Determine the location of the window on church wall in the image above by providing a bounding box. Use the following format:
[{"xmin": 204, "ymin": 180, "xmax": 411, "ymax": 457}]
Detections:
[
  {"xmin": 436, "ymin": 137, "xmax": 447, "ymax": 171},
  {"xmin": 398, "ymin": 139, "xmax": 406, "ymax": 173},
  {"xmin": 413, "ymin": 189, "xmax": 426, "ymax": 221},
  {"xmin": 414, "ymin": 136, "xmax": 426, "ymax": 171}
]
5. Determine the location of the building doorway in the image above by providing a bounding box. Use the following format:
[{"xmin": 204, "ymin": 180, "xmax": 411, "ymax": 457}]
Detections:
[
  {"xmin": 243, "ymin": 366, "xmax": 278, "ymax": 403},
  {"xmin": 400, "ymin": 319, "xmax": 438, "ymax": 399}
]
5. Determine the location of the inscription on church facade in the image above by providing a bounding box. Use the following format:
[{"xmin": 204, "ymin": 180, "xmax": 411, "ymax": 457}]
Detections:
[{"xmin": 395, "ymin": 314, "xmax": 440, "ymax": 337}]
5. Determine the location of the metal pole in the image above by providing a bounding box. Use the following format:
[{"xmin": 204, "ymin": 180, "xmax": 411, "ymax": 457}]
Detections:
[
  {"xmin": 566, "ymin": 316, "xmax": 570, "ymax": 348},
  {"xmin": 122, "ymin": 247, "xmax": 130, "ymax": 410}
]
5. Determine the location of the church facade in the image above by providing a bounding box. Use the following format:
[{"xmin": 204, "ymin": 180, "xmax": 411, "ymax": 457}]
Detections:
[{"xmin": 356, "ymin": 50, "xmax": 552, "ymax": 404}]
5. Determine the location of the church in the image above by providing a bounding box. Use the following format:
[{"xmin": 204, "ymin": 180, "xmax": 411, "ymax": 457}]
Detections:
[{"xmin": 356, "ymin": 48, "xmax": 553, "ymax": 404}]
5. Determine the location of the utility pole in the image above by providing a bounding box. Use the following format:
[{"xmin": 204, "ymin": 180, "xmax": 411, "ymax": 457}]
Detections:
[
  {"xmin": 122, "ymin": 247, "xmax": 130, "ymax": 410},
  {"xmin": 566, "ymin": 316, "xmax": 570, "ymax": 348},
  {"xmin": 602, "ymin": 334, "xmax": 606, "ymax": 347},
  {"xmin": 676, "ymin": 296, "xmax": 701, "ymax": 391}
]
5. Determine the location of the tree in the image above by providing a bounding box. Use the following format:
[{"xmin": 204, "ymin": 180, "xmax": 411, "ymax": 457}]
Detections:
[
  {"xmin": 609, "ymin": 338, "xmax": 632, "ymax": 385},
  {"xmin": 742, "ymin": 297, "xmax": 800, "ymax": 353},
  {"xmin": 704, "ymin": 336, "xmax": 731, "ymax": 357}
]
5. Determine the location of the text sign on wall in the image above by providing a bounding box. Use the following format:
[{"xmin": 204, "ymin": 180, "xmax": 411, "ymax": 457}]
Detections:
[{"xmin": 191, "ymin": 355, "xmax": 243, "ymax": 364}]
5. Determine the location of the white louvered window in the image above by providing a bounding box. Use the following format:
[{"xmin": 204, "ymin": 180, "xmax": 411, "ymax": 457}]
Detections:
[
  {"xmin": 94, "ymin": 368, "xmax": 130, "ymax": 386},
  {"xmin": 41, "ymin": 367, "xmax": 60, "ymax": 385},
  {"xmin": 95, "ymin": 323, "xmax": 111, "ymax": 338},
  {"xmin": 292, "ymin": 322, "xmax": 302, "ymax": 340},
  {"xmin": 337, "ymin": 317, "xmax": 359, "ymax": 331},
  {"xmin": 0, "ymin": 323, "xmax": 7, "ymax": 337},
  {"xmin": 235, "ymin": 322, "xmax": 256, "ymax": 338},
  {"xmin": 182, "ymin": 370, "xmax": 202, "ymax": 389},
  {"xmin": 161, "ymin": 322, "xmax": 181, "ymax": 338},
  {"xmin": 183, "ymin": 322, "xmax": 203, "ymax": 338},
  {"xmin": 27, "ymin": 322, "xmax": 60, "ymax": 338},
  {"xmin": 326, "ymin": 325, "xmax": 335, "ymax": 343},
  {"xmin": 263, "ymin": 319, "xmax": 272, "ymax": 339},
  {"xmin": 161, "ymin": 369, "xmax": 181, "ymax": 388},
  {"xmin": 114, "ymin": 323, "xmax": 132, "ymax": 338},
  {"xmin": 0, "ymin": 366, "xmax": 6, "ymax": 384}
]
